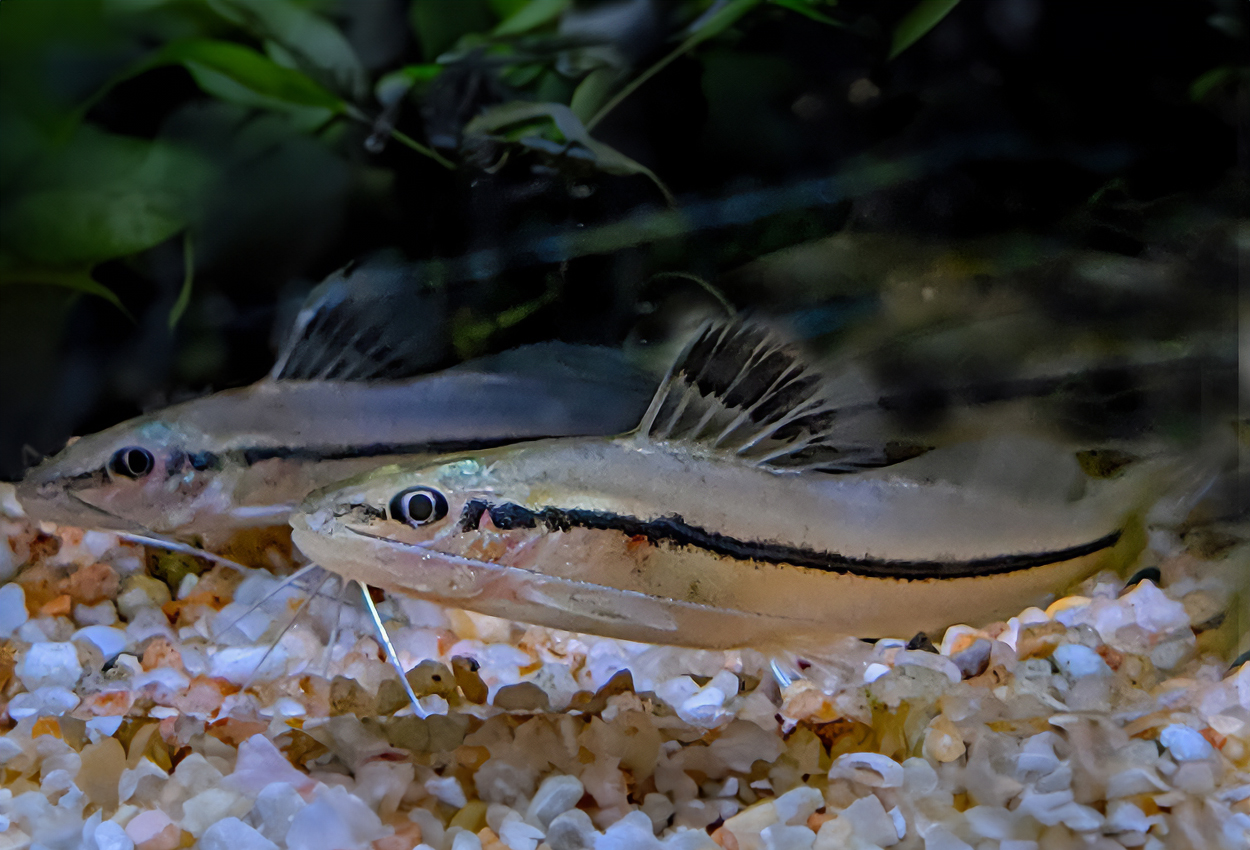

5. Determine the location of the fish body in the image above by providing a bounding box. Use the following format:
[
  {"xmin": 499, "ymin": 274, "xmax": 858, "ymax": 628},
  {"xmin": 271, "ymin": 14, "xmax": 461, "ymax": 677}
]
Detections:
[
  {"xmin": 18, "ymin": 364, "xmax": 653, "ymax": 536},
  {"xmin": 292, "ymin": 323, "xmax": 1160, "ymax": 646},
  {"xmin": 17, "ymin": 258, "xmax": 655, "ymax": 537}
]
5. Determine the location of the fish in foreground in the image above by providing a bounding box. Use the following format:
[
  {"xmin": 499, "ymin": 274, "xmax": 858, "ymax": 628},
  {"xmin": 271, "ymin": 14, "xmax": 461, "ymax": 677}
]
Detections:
[
  {"xmin": 291, "ymin": 321, "xmax": 1169, "ymax": 650},
  {"xmin": 16, "ymin": 260, "xmax": 655, "ymax": 540}
]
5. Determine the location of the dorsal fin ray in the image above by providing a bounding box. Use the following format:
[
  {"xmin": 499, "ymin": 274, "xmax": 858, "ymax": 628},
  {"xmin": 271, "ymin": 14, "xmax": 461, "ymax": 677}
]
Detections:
[
  {"xmin": 636, "ymin": 320, "xmax": 891, "ymax": 472},
  {"xmin": 269, "ymin": 254, "xmax": 448, "ymax": 382}
]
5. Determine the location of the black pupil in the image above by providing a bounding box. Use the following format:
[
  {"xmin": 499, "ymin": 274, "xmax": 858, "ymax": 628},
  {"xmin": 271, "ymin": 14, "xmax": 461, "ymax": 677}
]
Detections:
[
  {"xmin": 127, "ymin": 450, "xmax": 149, "ymax": 473},
  {"xmin": 406, "ymin": 492, "xmax": 435, "ymax": 522},
  {"xmin": 112, "ymin": 447, "xmax": 153, "ymax": 478},
  {"xmin": 390, "ymin": 486, "xmax": 447, "ymax": 525}
]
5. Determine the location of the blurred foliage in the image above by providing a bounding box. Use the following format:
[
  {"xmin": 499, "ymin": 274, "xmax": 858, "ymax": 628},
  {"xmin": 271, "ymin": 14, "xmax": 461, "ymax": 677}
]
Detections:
[
  {"xmin": 0, "ymin": 0, "xmax": 1245, "ymax": 477},
  {"xmin": 0, "ymin": 0, "xmax": 963, "ymax": 321}
]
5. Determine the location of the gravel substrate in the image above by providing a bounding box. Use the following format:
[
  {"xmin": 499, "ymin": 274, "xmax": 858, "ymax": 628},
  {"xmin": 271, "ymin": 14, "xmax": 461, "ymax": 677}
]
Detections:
[{"xmin": 0, "ymin": 483, "xmax": 1247, "ymax": 850}]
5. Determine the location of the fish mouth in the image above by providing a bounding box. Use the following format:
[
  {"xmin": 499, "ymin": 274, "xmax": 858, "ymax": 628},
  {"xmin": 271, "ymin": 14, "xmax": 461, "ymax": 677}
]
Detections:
[{"xmin": 13, "ymin": 477, "xmax": 142, "ymax": 533}]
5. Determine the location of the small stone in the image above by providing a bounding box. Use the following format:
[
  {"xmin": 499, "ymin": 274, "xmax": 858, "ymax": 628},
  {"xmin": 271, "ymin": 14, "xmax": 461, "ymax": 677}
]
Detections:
[
  {"xmin": 950, "ymin": 638, "xmax": 992, "ymax": 679},
  {"xmin": 0, "ymin": 582, "xmax": 28, "ymax": 638},
  {"xmin": 16, "ymin": 641, "xmax": 82, "ymax": 690},
  {"xmin": 1051, "ymin": 644, "xmax": 1112, "ymax": 679},
  {"xmin": 452, "ymin": 656, "xmax": 489, "ymax": 703},
  {"xmin": 840, "ymin": 795, "xmax": 899, "ymax": 847},
  {"xmin": 250, "ymin": 782, "xmax": 307, "ymax": 844},
  {"xmin": 116, "ymin": 575, "xmax": 171, "ymax": 621},
  {"xmin": 773, "ymin": 786, "xmax": 823, "ymax": 827},
  {"xmin": 597, "ymin": 811, "xmax": 663, "ymax": 850},
  {"xmin": 286, "ymin": 785, "xmax": 387, "ymax": 850},
  {"xmin": 499, "ymin": 818, "xmax": 544, "ymax": 850},
  {"xmin": 525, "ymin": 774, "xmax": 584, "ymax": 829},
  {"xmin": 546, "ymin": 808, "xmax": 598, "ymax": 850},
  {"xmin": 828, "ymin": 752, "xmax": 904, "ymax": 788},
  {"xmin": 1159, "ymin": 724, "xmax": 1215, "ymax": 761},
  {"xmin": 73, "ymin": 625, "xmax": 127, "ymax": 658},
  {"xmin": 200, "ymin": 818, "xmax": 278, "ymax": 850},
  {"xmin": 923, "ymin": 715, "xmax": 966, "ymax": 763},
  {"xmin": 93, "ymin": 820, "xmax": 135, "ymax": 850},
  {"xmin": 492, "ymin": 681, "xmax": 551, "ymax": 712},
  {"xmin": 759, "ymin": 824, "xmax": 815, "ymax": 850},
  {"xmin": 407, "ymin": 659, "xmax": 457, "ymax": 697},
  {"xmin": 723, "ymin": 801, "xmax": 779, "ymax": 849}
]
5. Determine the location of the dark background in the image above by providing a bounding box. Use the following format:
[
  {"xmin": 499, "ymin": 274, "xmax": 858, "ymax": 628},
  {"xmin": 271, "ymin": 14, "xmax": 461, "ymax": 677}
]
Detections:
[{"xmin": 0, "ymin": 0, "xmax": 1244, "ymax": 480}]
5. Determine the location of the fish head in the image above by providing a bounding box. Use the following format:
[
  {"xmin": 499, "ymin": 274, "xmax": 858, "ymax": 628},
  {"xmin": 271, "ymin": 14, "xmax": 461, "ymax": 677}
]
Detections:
[
  {"xmin": 291, "ymin": 455, "xmax": 543, "ymax": 595},
  {"xmin": 17, "ymin": 415, "xmax": 228, "ymax": 534}
]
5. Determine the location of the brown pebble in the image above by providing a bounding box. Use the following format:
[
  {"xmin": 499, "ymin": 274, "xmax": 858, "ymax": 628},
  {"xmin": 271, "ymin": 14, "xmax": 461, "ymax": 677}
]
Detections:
[
  {"xmin": 452, "ymin": 656, "xmax": 489, "ymax": 703},
  {"xmin": 407, "ymin": 659, "xmax": 457, "ymax": 697},
  {"xmin": 59, "ymin": 561, "xmax": 119, "ymax": 605},
  {"xmin": 330, "ymin": 675, "xmax": 376, "ymax": 716},
  {"xmin": 78, "ymin": 737, "xmax": 126, "ymax": 809},
  {"xmin": 492, "ymin": 681, "xmax": 551, "ymax": 712}
]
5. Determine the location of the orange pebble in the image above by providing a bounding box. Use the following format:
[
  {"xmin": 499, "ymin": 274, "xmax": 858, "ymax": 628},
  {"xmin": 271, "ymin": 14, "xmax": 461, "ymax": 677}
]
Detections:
[{"xmin": 39, "ymin": 594, "xmax": 72, "ymax": 617}]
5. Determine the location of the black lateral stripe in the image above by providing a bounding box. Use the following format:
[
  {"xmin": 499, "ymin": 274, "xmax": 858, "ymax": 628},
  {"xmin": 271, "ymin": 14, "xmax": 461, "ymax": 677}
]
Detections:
[
  {"xmin": 239, "ymin": 436, "xmax": 545, "ymax": 466},
  {"xmin": 479, "ymin": 501, "xmax": 1122, "ymax": 580}
]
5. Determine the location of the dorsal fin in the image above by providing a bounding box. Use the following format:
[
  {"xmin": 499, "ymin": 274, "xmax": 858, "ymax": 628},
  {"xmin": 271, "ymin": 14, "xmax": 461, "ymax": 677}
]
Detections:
[
  {"xmin": 269, "ymin": 255, "xmax": 448, "ymax": 381},
  {"xmin": 635, "ymin": 320, "xmax": 890, "ymax": 471}
]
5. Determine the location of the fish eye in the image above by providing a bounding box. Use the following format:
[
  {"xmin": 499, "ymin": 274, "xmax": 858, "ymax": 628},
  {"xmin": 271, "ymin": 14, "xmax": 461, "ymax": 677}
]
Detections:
[
  {"xmin": 389, "ymin": 486, "xmax": 448, "ymax": 526},
  {"xmin": 109, "ymin": 447, "xmax": 155, "ymax": 479}
]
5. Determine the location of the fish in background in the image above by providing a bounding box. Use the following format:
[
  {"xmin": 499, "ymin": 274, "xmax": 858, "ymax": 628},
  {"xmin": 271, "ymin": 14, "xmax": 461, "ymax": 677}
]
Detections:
[{"xmin": 16, "ymin": 257, "xmax": 658, "ymax": 545}]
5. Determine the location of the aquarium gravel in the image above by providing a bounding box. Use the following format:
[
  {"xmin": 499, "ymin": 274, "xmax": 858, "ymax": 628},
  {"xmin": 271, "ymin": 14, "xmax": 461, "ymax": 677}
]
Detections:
[{"xmin": 0, "ymin": 483, "xmax": 1247, "ymax": 850}]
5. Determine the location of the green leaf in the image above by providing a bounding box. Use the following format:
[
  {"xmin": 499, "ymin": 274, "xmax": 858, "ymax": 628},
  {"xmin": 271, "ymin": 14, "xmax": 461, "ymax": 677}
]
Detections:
[
  {"xmin": 1, "ymin": 127, "xmax": 208, "ymax": 267},
  {"xmin": 153, "ymin": 38, "xmax": 347, "ymax": 112},
  {"xmin": 206, "ymin": 0, "xmax": 367, "ymax": 99},
  {"xmin": 570, "ymin": 66, "xmax": 621, "ymax": 123},
  {"xmin": 493, "ymin": 0, "xmax": 570, "ymax": 36},
  {"xmin": 169, "ymin": 232, "xmax": 194, "ymax": 330},
  {"xmin": 466, "ymin": 102, "xmax": 674, "ymax": 205},
  {"xmin": 769, "ymin": 0, "xmax": 843, "ymax": 27},
  {"xmin": 1190, "ymin": 66, "xmax": 1233, "ymax": 102},
  {"xmin": 0, "ymin": 266, "xmax": 133, "ymax": 321},
  {"xmin": 586, "ymin": 0, "xmax": 763, "ymax": 130},
  {"xmin": 890, "ymin": 0, "xmax": 961, "ymax": 60}
]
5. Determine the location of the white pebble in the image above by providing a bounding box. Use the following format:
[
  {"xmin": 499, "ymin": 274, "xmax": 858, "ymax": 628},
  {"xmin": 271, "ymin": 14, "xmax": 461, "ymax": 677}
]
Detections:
[
  {"xmin": 285, "ymin": 785, "xmax": 387, "ymax": 850},
  {"xmin": 659, "ymin": 828, "xmax": 719, "ymax": 849},
  {"xmin": 225, "ymin": 734, "xmax": 311, "ymax": 796},
  {"xmin": 426, "ymin": 775, "xmax": 468, "ymax": 808},
  {"xmin": 7, "ymin": 686, "xmax": 80, "ymax": 719},
  {"xmin": 93, "ymin": 819, "xmax": 135, "ymax": 850},
  {"xmin": 74, "ymin": 601, "xmax": 118, "ymax": 626},
  {"xmin": 547, "ymin": 808, "xmax": 599, "ymax": 850},
  {"xmin": 1051, "ymin": 644, "xmax": 1111, "ymax": 679},
  {"xmin": 1159, "ymin": 724, "xmax": 1215, "ymax": 761},
  {"xmin": 249, "ymin": 782, "xmax": 307, "ymax": 844},
  {"xmin": 839, "ymin": 795, "xmax": 898, "ymax": 847},
  {"xmin": 0, "ymin": 582, "xmax": 28, "ymax": 638},
  {"xmin": 499, "ymin": 817, "xmax": 544, "ymax": 850},
  {"xmin": 526, "ymin": 774, "xmax": 585, "ymax": 828},
  {"xmin": 73, "ymin": 625, "xmax": 127, "ymax": 658},
  {"xmin": 760, "ymin": 823, "xmax": 815, "ymax": 850},
  {"xmin": 709, "ymin": 721, "xmax": 785, "ymax": 772},
  {"xmin": 773, "ymin": 786, "xmax": 823, "ymax": 826},
  {"xmin": 17, "ymin": 641, "xmax": 82, "ymax": 690},
  {"xmin": 200, "ymin": 817, "xmax": 279, "ymax": 850},
  {"xmin": 452, "ymin": 831, "xmax": 484, "ymax": 850},
  {"xmin": 596, "ymin": 810, "xmax": 663, "ymax": 850},
  {"xmin": 828, "ymin": 752, "xmax": 905, "ymax": 788},
  {"xmin": 863, "ymin": 662, "xmax": 890, "ymax": 683},
  {"xmin": 921, "ymin": 824, "xmax": 973, "ymax": 850},
  {"xmin": 181, "ymin": 788, "xmax": 250, "ymax": 836}
]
